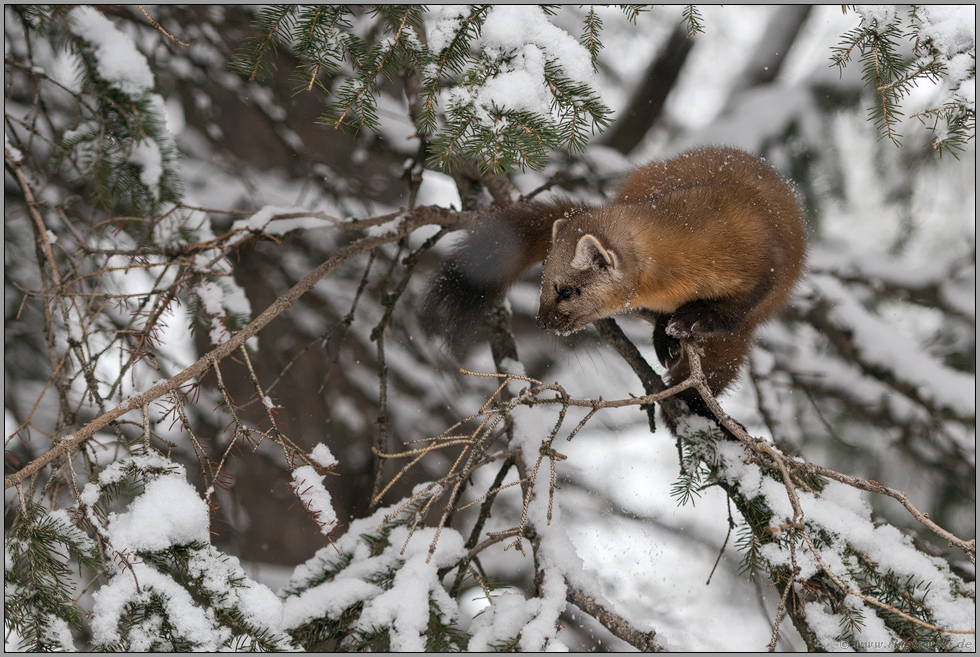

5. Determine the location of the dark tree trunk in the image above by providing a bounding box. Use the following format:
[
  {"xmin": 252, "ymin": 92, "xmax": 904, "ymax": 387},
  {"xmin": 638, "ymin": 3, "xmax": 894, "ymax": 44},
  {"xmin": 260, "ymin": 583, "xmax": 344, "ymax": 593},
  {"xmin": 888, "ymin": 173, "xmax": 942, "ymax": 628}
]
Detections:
[{"xmin": 602, "ymin": 24, "xmax": 695, "ymax": 155}]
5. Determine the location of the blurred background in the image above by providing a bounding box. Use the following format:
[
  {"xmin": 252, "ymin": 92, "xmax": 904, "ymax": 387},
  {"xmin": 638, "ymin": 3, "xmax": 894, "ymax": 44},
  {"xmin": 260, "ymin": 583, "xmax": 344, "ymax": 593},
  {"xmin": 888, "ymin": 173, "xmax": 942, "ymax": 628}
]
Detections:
[{"xmin": 5, "ymin": 5, "xmax": 974, "ymax": 650}]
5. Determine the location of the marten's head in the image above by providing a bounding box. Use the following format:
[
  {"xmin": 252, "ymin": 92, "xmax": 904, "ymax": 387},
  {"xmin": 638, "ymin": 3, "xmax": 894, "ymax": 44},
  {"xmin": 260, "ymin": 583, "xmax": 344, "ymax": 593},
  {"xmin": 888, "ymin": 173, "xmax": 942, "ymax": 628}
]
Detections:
[{"xmin": 537, "ymin": 214, "xmax": 634, "ymax": 335}]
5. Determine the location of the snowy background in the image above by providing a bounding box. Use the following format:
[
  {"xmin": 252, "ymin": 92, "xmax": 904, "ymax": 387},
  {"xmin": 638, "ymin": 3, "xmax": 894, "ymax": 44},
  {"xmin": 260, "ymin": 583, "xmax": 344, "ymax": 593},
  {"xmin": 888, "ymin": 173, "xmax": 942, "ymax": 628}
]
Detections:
[{"xmin": 4, "ymin": 5, "xmax": 975, "ymax": 652}]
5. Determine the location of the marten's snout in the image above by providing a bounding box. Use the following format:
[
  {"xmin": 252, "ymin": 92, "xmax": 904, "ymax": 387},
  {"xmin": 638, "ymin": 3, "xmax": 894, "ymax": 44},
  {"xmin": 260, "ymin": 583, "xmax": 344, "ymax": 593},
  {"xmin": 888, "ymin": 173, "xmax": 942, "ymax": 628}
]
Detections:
[
  {"xmin": 536, "ymin": 307, "xmax": 573, "ymax": 335},
  {"xmin": 535, "ymin": 311, "xmax": 552, "ymax": 331},
  {"xmin": 535, "ymin": 310, "xmax": 555, "ymax": 331}
]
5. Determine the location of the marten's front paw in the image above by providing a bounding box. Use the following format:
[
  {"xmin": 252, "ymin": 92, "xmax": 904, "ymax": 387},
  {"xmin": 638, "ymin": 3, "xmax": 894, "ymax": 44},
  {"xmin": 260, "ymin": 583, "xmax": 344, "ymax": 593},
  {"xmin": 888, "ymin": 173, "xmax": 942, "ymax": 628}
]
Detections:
[{"xmin": 666, "ymin": 309, "xmax": 717, "ymax": 341}]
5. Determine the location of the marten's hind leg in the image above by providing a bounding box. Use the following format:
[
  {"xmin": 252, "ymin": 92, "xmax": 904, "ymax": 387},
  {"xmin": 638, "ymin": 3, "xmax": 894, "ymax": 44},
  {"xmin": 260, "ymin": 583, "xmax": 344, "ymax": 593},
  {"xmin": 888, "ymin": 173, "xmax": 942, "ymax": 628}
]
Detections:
[
  {"xmin": 652, "ymin": 313, "xmax": 682, "ymax": 372},
  {"xmin": 657, "ymin": 324, "xmax": 753, "ymax": 440}
]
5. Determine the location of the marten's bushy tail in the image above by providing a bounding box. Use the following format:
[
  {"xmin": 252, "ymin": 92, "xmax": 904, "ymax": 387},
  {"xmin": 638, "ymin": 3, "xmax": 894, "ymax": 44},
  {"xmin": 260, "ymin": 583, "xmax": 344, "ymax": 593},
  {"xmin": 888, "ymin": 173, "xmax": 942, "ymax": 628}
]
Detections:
[{"xmin": 419, "ymin": 198, "xmax": 587, "ymax": 357}]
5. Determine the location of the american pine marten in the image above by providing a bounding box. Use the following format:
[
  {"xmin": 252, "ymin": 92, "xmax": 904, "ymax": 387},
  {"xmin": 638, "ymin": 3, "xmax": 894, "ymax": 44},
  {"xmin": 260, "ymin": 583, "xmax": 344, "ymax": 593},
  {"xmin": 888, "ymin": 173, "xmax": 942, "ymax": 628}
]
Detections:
[{"xmin": 420, "ymin": 147, "xmax": 807, "ymax": 419}]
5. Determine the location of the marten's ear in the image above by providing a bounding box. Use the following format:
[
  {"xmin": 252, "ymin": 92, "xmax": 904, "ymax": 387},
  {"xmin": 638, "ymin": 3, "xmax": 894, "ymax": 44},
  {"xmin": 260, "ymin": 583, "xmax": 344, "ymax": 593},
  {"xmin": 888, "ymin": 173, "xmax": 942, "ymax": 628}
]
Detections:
[
  {"xmin": 571, "ymin": 234, "xmax": 618, "ymax": 273},
  {"xmin": 551, "ymin": 218, "xmax": 567, "ymax": 243}
]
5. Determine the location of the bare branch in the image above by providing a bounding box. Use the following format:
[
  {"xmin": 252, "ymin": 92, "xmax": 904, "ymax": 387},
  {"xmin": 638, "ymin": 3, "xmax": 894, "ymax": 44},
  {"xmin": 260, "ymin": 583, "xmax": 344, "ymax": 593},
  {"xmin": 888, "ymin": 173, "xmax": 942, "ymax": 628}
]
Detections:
[
  {"xmin": 566, "ymin": 585, "xmax": 665, "ymax": 652},
  {"xmin": 4, "ymin": 206, "xmax": 474, "ymax": 490}
]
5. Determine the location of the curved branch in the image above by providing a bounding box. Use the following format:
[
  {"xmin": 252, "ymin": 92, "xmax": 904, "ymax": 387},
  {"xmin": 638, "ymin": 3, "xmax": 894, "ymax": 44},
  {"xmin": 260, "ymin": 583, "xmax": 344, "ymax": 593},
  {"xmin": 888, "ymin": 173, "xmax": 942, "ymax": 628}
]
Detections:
[
  {"xmin": 675, "ymin": 341, "xmax": 976, "ymax": 631},
  {"xmin": 566, "ymin": 584, "xmax": 664, "ymax": 652},
  {"xmin": 468, "ymin": 348, "xmax": 975, "ymax": 562},
  {"xmin": 4, "ymin": 205, "xmax": 474, "ymax": 490}
]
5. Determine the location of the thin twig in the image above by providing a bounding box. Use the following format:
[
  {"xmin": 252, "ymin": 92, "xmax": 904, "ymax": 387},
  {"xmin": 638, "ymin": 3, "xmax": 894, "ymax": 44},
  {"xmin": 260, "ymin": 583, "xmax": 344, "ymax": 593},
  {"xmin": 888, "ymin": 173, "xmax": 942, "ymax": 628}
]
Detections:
[
  {"xmin": 4, "ymin": 205, "xmax": 474, "ymax": 490},
  {"xmin": 137, "ymin": 6, "xmax": 190, "ymax": 47},
  {"xmin": 767, "ymin": 571, "xmax": 796, "ymax": 652},
  {"xmin": 566, "ymin": 584, "xmax": 664, "ymax": 652}
]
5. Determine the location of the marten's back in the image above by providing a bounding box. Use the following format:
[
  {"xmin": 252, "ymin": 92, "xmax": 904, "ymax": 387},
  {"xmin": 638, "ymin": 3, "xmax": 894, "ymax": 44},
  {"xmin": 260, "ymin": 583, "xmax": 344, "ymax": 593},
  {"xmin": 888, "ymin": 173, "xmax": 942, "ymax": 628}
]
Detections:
[
  {"xmin": 618, "ymin": 147, "xmax": 786, "ymax": 201},
  {"xmin": 617, "ymin": 147, "xmax": 807, "ymax": 329}
]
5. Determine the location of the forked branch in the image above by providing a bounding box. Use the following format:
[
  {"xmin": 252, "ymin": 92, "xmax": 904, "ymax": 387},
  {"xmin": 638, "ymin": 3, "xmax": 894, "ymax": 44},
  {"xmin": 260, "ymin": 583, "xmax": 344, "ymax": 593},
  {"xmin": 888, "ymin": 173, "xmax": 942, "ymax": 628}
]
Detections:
[{"xmin": 4, "ymin": 205, "xmax": 475, "ymax": 491}]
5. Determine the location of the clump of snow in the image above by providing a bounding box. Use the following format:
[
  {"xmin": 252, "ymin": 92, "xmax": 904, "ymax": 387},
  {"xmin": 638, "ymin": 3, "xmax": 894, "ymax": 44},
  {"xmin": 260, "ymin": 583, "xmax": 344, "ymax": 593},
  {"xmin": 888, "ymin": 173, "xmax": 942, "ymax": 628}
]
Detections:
[
  {"xmin": 309, "ymin": 443, "xmax": 338, "ymax": 468},
  {"xmin": 365, "ymin": 215, "xmax": 406, "ymax": 237},
  {"xmin": 436, "ymin": 6, "xmax": 597, "ymax": 125},
  {"xmin": 415, "ymin": 169, "xmax": 462, "ymax": 208},
  {"xmin": 917, "ymin": 6, "xmax": 976, "ymax": 61},
  {"xmin": 65, "ymin": 9, "xmax": 179, "ymax": 204},
  {"xmin": 480, "ymin": 405, "xmax": 616, "ymax": 651},
  {"xmin": 354, "ymin": 527, "xmax": 465, "ymax": 651},
  {"xmin": 185, "ymin": 545, "xmax": 291, "ymax": 644},
  {"xmin": 803, "ymin": 604, "xmax": 848, "ymax": 651},
  {"xmin": 851, "ymin": 601, "xmax": 901, "ymax": 651},
  {"xmin": 467, "ymin": 591, "xmax": 539, "ymax": 651},
  {"xmin": 195, "ymin": 279, "xmax": 251, "ymax": 346},
  {"xmin": 80, "ymin": 452, "xmax": 174, "ymax": 507},
  {"xmin": 5, "ymin": 133, "xmax": 23, "ymax": 162},
  {"xmin": 915, "ymin": 6, "xmax": 976, "ymax": 120},
  {"xmin": 466, "ymin": 44, "xmax": 554, "ymax": 117},
  {"xmin": 196, "ymin": 281, "xmax": 233, "ymax": 345},
  {"xmin": 129, "ymin": 140, "xmax": 163, "ymax": 200},
  {"xmin": 479, "ymin": 6, "xmax": 594, "ymax": 85},
  {"xmin": 282, "ymin": 496, "xmax": 467, "ymax": 649},
  {"xmin": 850, "ymin": 5, "xmax": 975, "ymax": 129},
  {"xmin": 953, "ymin": 75, "xmax": 975, "ymax": 108},
  {"xmin": 710, "ymin": 438, "xmax": 977, "ymax": 640},
  {"xmin": 68, "ymin": 7, "xmax": 154, "ymax": 95},
  {"xmin": 290, "ymin": 466, "xmax": 339, "ymax": 536},
  {"xmin": 91, "ymin": 563, "xmax": 224, "ymax": 649},
  {"xmin": 105, "ymin": 474, "xmax": 210, "ymax": 552},
  {"xmin": 84, "ymin": 457, "xmax": 295, "ymax": 650},
  {"xmin": 228, "ymin": 205, "xmax": 338, "ymax": 247},
  {"xmin": 426, "ymin": 6, "xmax": 471, "ymax": 55},
  {"xmin": 513, "ymin": 567, "xmax": 568, "ymax": 651},
  {"xmin": 853, "ymin": 5, "xmax": 897, "ymax": 27},
  {"xmin": 40, "ymin": 615, "xmax": 76, "ymax": 652},
  {"xmin": 86, "ymin": 465, "xmax": 215, "ymax": 647},
  {"xmin": 283, "ymin": 577, "xmax": 383, "ymax": 630}
]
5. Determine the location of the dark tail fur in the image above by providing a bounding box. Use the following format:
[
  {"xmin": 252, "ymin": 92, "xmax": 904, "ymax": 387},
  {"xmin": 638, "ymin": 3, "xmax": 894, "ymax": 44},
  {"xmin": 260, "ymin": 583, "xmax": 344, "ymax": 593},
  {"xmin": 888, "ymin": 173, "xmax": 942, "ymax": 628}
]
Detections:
[{"xmin": 420, "ymin": 198, "xmax": 587, "ymax": 357}]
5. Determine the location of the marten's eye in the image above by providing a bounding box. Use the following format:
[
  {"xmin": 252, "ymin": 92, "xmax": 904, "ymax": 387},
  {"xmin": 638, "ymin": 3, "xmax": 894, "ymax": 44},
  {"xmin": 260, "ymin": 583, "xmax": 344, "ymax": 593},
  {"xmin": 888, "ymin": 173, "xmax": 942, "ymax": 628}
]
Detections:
[{"xmin": 558, "ymin": 287, "xmax": 573, "ymax": 300}]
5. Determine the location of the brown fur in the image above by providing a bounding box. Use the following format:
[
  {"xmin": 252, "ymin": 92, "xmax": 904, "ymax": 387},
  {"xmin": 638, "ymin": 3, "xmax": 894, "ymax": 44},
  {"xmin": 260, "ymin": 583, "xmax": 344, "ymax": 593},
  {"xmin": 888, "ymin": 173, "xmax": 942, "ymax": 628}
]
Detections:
[{"xmin": 422, "ymin": 147, "xmax": 807, "ymax": 413}]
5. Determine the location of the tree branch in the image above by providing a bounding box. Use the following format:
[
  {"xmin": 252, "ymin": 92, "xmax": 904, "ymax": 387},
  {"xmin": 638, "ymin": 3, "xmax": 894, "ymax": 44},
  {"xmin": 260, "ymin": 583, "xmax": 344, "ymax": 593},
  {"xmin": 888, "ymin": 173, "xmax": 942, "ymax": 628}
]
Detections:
[
  {"xmin": 602, "ymin": 24, "xmax": 694, "ymax": 155},
  {"xmin": 566, "ymin": 584, "xmax": 665, "ymax": 652},
  {"xmin": 4, "ymin": 206, "xmax": 474, "ymax": 490}
]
